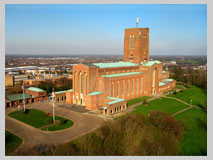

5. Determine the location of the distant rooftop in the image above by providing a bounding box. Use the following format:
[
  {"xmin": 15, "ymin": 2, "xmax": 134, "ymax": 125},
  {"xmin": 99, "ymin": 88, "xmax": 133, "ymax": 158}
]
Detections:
[
  {"xmin": 141, "ymin": 60, "xmax": 161, "ymax": 66},
  {"xmin": 27, "ymin": 87, "xmax": 44, "ymax": 92},
  {"xmin": 102, "ymin": 71, "xmax": 143, "ymax": 78},
  {"xmin": 93, "ymin": 61, "xmax": 138, "ymax": 69}
]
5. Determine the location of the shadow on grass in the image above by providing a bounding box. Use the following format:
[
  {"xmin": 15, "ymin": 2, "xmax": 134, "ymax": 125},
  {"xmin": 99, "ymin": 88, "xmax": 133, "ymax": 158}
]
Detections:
[{"xmin": 196, "ymin": 118, "xmax": 207, "ymax": 132}]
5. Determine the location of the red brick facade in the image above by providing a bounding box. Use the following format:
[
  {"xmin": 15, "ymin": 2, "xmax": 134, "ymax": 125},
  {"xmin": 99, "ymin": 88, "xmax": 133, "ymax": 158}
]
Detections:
[{"xmin": 66, "ymin": 27, "xmax": 176, "ymax": 115}]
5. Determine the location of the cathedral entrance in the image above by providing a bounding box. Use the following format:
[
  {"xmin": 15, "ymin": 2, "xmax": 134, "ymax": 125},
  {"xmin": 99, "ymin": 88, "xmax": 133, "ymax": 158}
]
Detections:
[{"xmin": 152, "ymin": 89, "xmax": 156, "ymax": 96}]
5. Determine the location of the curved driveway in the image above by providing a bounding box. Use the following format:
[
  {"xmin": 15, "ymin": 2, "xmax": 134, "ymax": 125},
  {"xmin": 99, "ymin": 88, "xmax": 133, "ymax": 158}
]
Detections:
[{"xmin": 5, "ymin": 102, "xmax": 108, "ymax": 152}]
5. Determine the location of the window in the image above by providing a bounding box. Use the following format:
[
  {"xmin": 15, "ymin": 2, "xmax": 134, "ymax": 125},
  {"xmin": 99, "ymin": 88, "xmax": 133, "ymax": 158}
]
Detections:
[
  {"xmin": 75, "ymin": 72, "xmax": 78, "ymax": 93},
  {"xmin": 129, "ymin": 35, "xmax": 132, "ymax": 49},
  {"xmin": 85, "ymin": 74, "xmax": 87, "ymax": 94},
  {"xmin": 111, "ymin": 82, "xmax": 114, "ymax": 97},
  {"xmin": 117, "ymin": 81, "xmax": 119, "ymax": 97},
  {"xmin": 137, "ymin": 78, "xmax": 139, "ymax": 94},
  {"xmin": 80, "ymin": 72, "xmax": 82, "ymax": 93},
  {"xmin": 122, "ymin": 80, "xmax": 125, "ymax": 96},
  {"xmin": 132, "ymin": 35, "xmax": 135, "ymax": 49},
  {"xmin": 132, "ymin": 79, "xmax": 134, "ymax": 95},
  {"xmin": 127, "ymin": 80, "xmax": 130, "ymax": 96}
]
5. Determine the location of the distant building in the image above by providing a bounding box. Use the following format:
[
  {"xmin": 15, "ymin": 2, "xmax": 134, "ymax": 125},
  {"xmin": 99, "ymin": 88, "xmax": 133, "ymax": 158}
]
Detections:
[
  {"xmin": 5, "ymin": 75, "xmax": 13, "ymax": 87},
  {"xmin": 25, "ymin": 87, "xmax": 47, "ymax": 102},
  {"xmin": 5, "ymin": 93, "xmax": 31, "ymax": 107},
  {"xmin": 23, "ymin": 79, "xmax": 45, "ymax": 86},
  {"xmin": 13, "ymin": 74, "xmax": 28, "ymax": 85},
  {"xmin": 163, "ymin": 61, "xmax": 177, "ymax": 66},
  {"xmin": 65, "ymin": 27, "xmax": 176, "ymax": 115}
]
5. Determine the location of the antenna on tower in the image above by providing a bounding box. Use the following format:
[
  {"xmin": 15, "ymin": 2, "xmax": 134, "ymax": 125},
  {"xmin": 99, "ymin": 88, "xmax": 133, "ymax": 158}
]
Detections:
[{"xmin": 136, "ymin": 17, "xmax": 139, "ymax": 28}]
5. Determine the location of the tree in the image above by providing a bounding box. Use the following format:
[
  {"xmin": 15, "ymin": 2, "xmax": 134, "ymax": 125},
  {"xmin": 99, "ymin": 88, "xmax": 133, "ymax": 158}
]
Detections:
[{"xmin": 20, "ymin": 112, "xmax": 183, "ymax": 156}]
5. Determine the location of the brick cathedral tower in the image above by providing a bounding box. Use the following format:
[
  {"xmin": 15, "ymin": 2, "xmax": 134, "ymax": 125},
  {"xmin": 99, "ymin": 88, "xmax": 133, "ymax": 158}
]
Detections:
[{"xmin": 123, "ymin": 28, "xmax": 149, "ymax": 64}]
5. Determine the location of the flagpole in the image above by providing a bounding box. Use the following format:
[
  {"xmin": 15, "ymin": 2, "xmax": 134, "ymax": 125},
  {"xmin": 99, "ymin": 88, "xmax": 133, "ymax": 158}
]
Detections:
[
  {"xmin": 22, "ymin": 82, "xmax": 26, "ymax": 111},
  {"xmin": 136, "ymin": 17, "xmax": 139, "ymax": 28},
  {"xmin": 52, "ymin": 88, "xmax": 55, "ymax": 124}
]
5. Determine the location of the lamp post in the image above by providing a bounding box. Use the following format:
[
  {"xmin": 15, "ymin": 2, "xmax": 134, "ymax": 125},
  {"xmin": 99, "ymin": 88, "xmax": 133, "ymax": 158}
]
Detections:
[
  {"xmin": 190, "ymin": 99, "xmax": 192, "ymax": 107},
  {"xmin": 22, "ymin": 82, "xmax": 26, "ymax": 112},
  {"xmin": 52, "ymin": 88, "xmax": 55, "ymax": 124}
]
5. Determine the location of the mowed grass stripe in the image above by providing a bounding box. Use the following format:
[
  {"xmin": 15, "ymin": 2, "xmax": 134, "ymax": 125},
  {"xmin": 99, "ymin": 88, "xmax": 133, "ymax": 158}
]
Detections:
[
  {"xmin": 133, "ymin": 97, "xmax": 189, "ymax": 115},
  {"xmin": 174, "ymin": 107, "xmax": 207, "ymax": 156}
]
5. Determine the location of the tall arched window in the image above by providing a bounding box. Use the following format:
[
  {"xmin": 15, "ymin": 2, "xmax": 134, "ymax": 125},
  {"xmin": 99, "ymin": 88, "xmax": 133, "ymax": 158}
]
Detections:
[
  {"xmin": 153, "ymin": 69, "xmax": 156, "ymax": 87},
  {"xmin": 111, "ymin": 82, "xmax": 114, "ymax": 97},
  {"xmin": 122, "ymin": 80, "xmax": 125, "ymax": 96},
  {"xmin": 75, "ymin": 72, "xmax": 78, "ymax": 93},
  {"xmin": 85, "ymin": 74, "xmax": 87, "ymax": 94},
  {"xmin": 117, "ymin": 81, "xmax": 119, "ymax": 97},
  {"xmin": 132, "ymin": 79, "xmax": 134, "ymax": 95},
  {"xmin": 127, "ymin": 80, "xmax": 130, "ymax": 96},
  {"xmin": 80, "ymin": 72, "xmax": 82, "ymax": 93},
  {"xmin": 137, "ymin": 78, "xmax": 139, "ymax": 94},
  {"xmin": 132, "ymin": 35, "xmax": 135, "ymax": 49},
  {"xmin": 129, "ymin": 35, "xmax": 132, "ymax": 49}
]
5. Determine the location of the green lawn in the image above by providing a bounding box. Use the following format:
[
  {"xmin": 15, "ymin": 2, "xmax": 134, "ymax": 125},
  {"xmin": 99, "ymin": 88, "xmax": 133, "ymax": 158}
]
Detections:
[
  {"xmin": 41, "ymin": 117, "xmax": 74, "ymax": 131},
  {"xmin": 133, "ymin": 97, "xmax": 189, "ymax": 115},
  {"xmin": 174, "ymin": 108, "xmax": 207, "ymax": 155},
  {"xmin": 8, "ymin": 109, "xmax": 73, "ymax": 131},
  {"xmin": 127, "ymin": 96, "xmax": 151, "ymax": 106},
  {"xmin": 168, "ymin": 85, "xmax": 207, "ymax": 108},
  {"xmin": 176, "ymin": 85, "xmax": 184, "ymax": 90},
  {"xmin": 5, "ymin": 130, "xmax": 23, "ymax": 155}
]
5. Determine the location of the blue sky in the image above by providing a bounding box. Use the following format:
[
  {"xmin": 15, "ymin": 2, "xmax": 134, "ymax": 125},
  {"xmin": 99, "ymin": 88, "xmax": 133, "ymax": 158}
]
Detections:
[{"xmin": 5, "ymin": 4, "xmax": 207, "ymax": 56}]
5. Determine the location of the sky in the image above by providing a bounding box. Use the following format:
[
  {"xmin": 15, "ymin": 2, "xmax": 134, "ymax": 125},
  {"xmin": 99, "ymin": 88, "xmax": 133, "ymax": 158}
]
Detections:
[{"xmin": 5, "ymin": 4, "xmax": 207, "ymax": 56}]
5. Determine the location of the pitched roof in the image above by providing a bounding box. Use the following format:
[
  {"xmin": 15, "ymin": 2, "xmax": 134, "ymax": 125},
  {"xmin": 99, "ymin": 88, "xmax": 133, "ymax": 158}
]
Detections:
[
  {"xmin": 7, "ymin": 93, "xmax": 31, "ymax": 101},
  {"xmin": 27, "ymin": 87, "xmax": 44, "ymax": 92},
  {"xmin": 102, "ymin": 71, "xmax": 143, "ymax": 78},
  {"xmin": 93, "ymin": 61, "xmax": 138, "ymax": 69},
  {"xmin": 141, "ymin": 60, "xmax": 161, "ymax": 66}
]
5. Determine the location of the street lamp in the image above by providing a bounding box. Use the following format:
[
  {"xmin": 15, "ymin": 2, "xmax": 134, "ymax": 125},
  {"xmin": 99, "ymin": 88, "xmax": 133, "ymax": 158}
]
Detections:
[
  {"xmin": 190, "ymin": 99, "xmax": 192, "ymax": 107},
  {"xmin": 52, "ymin": 88, "xmax": 55, "ymax": 124}
]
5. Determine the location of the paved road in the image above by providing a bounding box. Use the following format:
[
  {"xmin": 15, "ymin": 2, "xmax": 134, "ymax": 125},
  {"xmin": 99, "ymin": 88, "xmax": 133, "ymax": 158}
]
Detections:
[{"xmin": 5, "ymin": 102, "xmax": 108, "ymax": 153}]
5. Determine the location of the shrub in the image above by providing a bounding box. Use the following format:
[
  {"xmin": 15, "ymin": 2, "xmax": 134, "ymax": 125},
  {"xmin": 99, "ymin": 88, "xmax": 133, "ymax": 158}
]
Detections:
[
  {"xmin": 142, "ymin": 99, "xmax": 149, "ymax": 105},
  {"xmin": 43, "ymin": 113, "xmax": 183, "ymax": 156},
  {"xmin": 23, "ymin": 109, "xmax": 30, "ymax": 114}
]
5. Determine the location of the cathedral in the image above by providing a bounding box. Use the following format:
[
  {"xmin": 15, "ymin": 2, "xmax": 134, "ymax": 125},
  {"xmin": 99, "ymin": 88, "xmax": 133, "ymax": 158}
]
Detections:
[{"xmin": 65, "ymin": 27, "xmax": 176, "ymax": 115}]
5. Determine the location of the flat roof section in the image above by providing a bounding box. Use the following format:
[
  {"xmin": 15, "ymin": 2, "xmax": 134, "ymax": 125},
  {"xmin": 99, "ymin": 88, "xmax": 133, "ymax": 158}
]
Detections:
[
  {"xmin": 88, "ymin": 91, "xmax": 103, "ymax": 96},
  {"xmin": 7, "ymin": 93, "xmax": 31, "ymax": 101},
  {"xmin": 93, "ymin": 61, "xmax": 138, "ymax": 69},
  {"xmin": 107, "ymin": 97, "xmax": 126, "ymax": 105},
  {"xmin": 159, "ymin": 82, "xmax": 167, "ymax": 86},
  {"xmin": 102, "ymin": 71, "xmax": 143, "ymax": 78},
  {"xmin": 27, "ymin": 87, "xmax": 44, "ymax": 92},
  {"xmin": 163, "ymin": 79, "xmax": 174, "ymax": 82},
  {"xmin": 55, "ymin": 90, "xmax": 66, "ymax": 94}
]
